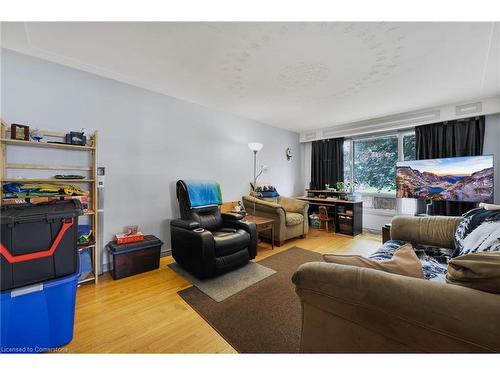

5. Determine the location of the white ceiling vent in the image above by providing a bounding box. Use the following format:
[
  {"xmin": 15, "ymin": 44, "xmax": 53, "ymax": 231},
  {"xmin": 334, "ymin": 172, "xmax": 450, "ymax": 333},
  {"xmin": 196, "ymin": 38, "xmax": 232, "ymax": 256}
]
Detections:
[
  {"xmin": 455, "ymin": 102, "xmax": 482, "ymax": 116},
  {"xmin": 304, "ymin": 132, "xmax": 317, "ymax": 141}
]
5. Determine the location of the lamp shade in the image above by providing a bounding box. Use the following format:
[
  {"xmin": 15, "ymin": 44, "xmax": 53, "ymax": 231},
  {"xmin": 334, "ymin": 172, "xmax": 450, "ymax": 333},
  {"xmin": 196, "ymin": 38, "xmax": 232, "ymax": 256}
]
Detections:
[{"xmin": 248, "ymin": 142, "xmax": 263, "ymax": 152}]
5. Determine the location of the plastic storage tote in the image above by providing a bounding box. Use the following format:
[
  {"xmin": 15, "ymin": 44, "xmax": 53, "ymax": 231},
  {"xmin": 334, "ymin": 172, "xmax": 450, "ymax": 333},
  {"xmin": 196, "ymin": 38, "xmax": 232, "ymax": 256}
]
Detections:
[
  {"xmin": 107, "ymin": 235, "xmax": 163, "ymax": 280},
  {"xmin": 79, "ymin": 247, "xmax": 93, "ymax": 278},
  {"xmin": 1, "ymin": 200, "xmax": 83, "ymax": 291},
  {"xmin": 0, "ymin": 270, "xmax": 80, "ymax": 353}
]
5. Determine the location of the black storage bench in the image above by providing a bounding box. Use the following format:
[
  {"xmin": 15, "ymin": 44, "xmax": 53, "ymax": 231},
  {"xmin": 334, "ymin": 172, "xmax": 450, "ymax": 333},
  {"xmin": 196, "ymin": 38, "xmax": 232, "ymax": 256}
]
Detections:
[
  {"xmin": 1, "ymin": 200, "xmax": 83, "ymax": 291},
  {"xmin": 107, "ymin": 235, "xmax": 163, "ymax": 280}
]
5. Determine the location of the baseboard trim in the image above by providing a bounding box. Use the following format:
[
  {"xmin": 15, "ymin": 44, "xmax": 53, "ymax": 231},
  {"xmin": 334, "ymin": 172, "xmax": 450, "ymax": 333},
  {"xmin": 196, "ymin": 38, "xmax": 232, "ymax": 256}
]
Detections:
[{"xmin": 363, "ymin": 228, "xmax": 382, "ymax": 235}]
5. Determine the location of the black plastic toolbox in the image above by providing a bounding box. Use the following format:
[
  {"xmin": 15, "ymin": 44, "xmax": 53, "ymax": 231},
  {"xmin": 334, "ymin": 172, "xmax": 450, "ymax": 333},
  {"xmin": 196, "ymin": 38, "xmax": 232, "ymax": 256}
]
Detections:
[
  {"xmin": 1, "ymin": 200, "xmax": 83, "ymax": 291},
  {"xmin": 107, "ymin": 235, "xmax": 163, "ymax": 280}
]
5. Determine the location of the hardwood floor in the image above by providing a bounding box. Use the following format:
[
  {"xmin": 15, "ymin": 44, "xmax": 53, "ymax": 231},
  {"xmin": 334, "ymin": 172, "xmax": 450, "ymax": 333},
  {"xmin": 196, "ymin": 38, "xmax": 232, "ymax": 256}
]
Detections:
[{"xmin": 65, "ymin": 229, "xmax": 381, "ymax": 353}]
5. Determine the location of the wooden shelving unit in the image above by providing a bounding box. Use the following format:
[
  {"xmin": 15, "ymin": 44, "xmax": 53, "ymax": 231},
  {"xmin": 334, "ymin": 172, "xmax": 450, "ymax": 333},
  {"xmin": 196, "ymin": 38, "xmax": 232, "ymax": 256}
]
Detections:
[
  {"xmin": 0, "ymin": 137, "xmax": 95, "ymax": 150},
  {"xmin": 1, "ymin": 121, "xmax": 99, "ymax": 285},
  {"xmin": 2, "ymin": 178, "xmax": 95, "ymax": 183},
  {"xmin": 297, "ymin": 189, "xmax": 363, "ymax": 237},
  {"xmin": 5, "ymin": 163, "xmax": 92, "ymax": 171}
]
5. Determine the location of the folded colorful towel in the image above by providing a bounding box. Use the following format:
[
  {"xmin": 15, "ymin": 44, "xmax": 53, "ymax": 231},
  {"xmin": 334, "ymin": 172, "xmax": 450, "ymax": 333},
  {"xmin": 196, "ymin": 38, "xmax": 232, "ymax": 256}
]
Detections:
[
  {"xmin": 2, "ymin": 182, "xmax": 89, "ymax": 196},
  {"xmin": 184, "ymin": 180, "xmax": 222, "ymax": 208}
]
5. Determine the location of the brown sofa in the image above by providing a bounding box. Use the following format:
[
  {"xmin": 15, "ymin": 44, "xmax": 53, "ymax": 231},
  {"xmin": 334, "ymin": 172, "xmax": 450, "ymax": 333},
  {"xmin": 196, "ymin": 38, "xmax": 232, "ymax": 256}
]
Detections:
[
  {"xmin": 292, "ymin": 215, "xmax": 500, "ymax": 353},
  {"xmin": 242, "ymin": 195, "xmax": 309, "ymax": 246}
]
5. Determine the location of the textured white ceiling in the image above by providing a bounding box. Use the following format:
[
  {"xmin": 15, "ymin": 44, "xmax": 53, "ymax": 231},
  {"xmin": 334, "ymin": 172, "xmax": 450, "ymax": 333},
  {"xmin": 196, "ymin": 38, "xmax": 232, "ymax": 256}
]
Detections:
[{"xmin": 2, "ymin": 22, "xmax": 499, "ymax": 132}]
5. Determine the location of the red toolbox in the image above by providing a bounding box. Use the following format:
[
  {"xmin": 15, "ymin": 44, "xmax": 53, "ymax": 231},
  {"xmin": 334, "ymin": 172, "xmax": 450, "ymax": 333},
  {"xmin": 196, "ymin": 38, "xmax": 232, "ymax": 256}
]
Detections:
[{"xmin": 1, "ymin": 200, "xmax": 83, "ymax": 291}]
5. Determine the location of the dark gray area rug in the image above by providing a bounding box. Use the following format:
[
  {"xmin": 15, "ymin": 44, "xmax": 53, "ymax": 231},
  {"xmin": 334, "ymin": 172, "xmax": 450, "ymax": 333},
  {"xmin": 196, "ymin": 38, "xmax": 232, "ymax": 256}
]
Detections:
[
  {"xmin": 177, "ymin": 247, "xmax": 323, "ymax": 353},
  {"xmin": 168, "ymin": 261, "xmax": 276, "ymax": 302}
]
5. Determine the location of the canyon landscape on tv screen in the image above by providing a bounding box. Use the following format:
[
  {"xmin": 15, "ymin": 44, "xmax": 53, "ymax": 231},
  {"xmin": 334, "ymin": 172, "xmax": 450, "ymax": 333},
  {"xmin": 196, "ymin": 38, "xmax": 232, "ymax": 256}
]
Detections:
[{"xmin": 396, "ymin": 155, "xmax": 494, "ymax": 203}]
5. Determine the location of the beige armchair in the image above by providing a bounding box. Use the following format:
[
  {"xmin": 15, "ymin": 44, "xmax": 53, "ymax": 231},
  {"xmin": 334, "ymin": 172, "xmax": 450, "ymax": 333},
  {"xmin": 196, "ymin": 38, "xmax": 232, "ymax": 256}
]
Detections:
[
  {"xmin": 292, "ymin": 215, "xmax": 500, "ymax": 353},
  {"xmin": 242, "ymin": 195, "xmax": 309, "ymax": 246}
]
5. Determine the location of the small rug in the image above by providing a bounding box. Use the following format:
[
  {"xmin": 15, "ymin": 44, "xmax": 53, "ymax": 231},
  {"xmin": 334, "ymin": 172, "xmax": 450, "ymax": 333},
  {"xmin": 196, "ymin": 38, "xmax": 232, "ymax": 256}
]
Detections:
[
  {"xmin": 168, "ymin": 261, "xmax": 276, "ymax": 302},
  {"xmin": 177, "ymin": 247, "xmax": 323, "ymax": 353}
]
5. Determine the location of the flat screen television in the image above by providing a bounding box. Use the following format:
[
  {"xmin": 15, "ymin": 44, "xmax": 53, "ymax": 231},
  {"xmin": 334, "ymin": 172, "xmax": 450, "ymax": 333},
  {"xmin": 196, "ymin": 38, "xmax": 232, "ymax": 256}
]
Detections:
[{"xmin": 396, "ymin": 155, "xmax": 494, "ymax": 203}]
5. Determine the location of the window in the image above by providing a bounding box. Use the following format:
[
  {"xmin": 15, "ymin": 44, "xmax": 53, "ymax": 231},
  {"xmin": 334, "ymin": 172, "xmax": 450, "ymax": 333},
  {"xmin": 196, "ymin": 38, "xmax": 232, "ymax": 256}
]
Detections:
[
  {"xmin": 343, "ymin": 140, "xmax": 352, "ymax": 187},
  {"xmin": 353, "ymin": 135, "xmax": 398, "ymax": 194},
  {"xmin": 342, "ymin": 130, "xmax": 416, "ymax": 213},
  {"xmin": 403, "ymin": 133, "xmax": 416, "ymax": 161}
]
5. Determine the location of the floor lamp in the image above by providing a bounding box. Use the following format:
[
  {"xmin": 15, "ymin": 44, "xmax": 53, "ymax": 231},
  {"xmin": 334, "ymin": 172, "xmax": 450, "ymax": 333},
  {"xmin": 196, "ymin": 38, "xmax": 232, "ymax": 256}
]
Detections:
[{"xmin": 248, "ymin": 142, "xmax": 263, "ymax": 216}]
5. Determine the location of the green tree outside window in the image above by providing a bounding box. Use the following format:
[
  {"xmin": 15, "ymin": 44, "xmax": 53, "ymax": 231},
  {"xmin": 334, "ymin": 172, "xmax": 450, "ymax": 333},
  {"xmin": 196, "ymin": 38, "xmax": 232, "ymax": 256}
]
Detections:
[{"xmin": 353, "ymin": 136, "xmax": 398, "ymax": 193}]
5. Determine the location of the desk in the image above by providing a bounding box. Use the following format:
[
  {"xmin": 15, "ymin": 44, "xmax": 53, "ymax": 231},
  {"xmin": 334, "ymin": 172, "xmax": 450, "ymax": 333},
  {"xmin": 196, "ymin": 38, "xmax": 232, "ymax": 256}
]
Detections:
[{"xmin": 296, "ymin": 196, "xmax": 363, "ymax": 236}]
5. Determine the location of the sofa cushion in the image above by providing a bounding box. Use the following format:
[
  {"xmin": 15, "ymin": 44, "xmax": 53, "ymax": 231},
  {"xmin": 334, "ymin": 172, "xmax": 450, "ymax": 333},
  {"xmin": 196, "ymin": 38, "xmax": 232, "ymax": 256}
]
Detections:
[
  {"xmin": 213, "ymin": 228, "xmax": 250, "ymax": 257},
  {"xmin": 454, "ymin": 207, "xmax": 500, "ymax": 257},
  {"xmin": 447, "ymin": 252, "xmax": 500, "ymax": 294},
  {"xmin": 390, "ymin": 215, "xmax": 461, "ymax": 249},
  {"xmin": 370, "ymin": 240, "xmax": 453, "ymax": 281},
  {"xmin": 323, "ymin": 243, "xmax": 424, "ymax": 279},
  {"xmin": 261, "ymin": 197, "xmax": 279, "ymax": 203},
  {"xmin": 280, "ymin": 197, "xmax": 307, "ymax": 214},
  {"xmin": 285, "ymin": 212, "xmax": 304, "ymax": 226}
]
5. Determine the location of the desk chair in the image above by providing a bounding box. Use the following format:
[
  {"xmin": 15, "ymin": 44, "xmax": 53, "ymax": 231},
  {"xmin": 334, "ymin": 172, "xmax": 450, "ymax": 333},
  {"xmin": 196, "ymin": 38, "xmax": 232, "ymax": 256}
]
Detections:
[{"xmin": 319, "ymin": 206, "xmax": 335, "ymax": 232}]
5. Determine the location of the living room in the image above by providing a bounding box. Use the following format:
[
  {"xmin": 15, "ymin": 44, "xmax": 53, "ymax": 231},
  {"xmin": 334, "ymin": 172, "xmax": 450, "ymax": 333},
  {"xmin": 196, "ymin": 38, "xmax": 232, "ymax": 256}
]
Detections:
[{"xmin": 1, "ymin": 1, "xmax": 500, "ymax": 373}]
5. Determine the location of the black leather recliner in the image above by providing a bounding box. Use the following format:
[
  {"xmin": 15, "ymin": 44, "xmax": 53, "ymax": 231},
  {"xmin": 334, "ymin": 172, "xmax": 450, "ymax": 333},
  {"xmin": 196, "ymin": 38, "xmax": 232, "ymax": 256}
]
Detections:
[{"xmin": 170, "ymin": 180, "xmax": 257, "ymax": 279}]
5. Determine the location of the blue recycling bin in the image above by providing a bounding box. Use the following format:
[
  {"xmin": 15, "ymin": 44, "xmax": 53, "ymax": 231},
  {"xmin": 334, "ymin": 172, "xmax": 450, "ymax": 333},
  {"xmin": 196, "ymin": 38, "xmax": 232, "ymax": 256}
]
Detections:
[{"xmin": 0, "ymin": 271, "xmax": 80, "ymax": 353}]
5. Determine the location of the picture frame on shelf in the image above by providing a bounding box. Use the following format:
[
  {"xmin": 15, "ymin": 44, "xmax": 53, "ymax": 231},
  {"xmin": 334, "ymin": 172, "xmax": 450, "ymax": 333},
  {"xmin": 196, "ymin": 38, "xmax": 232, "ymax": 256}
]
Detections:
[{"xmin": 10, "ymin": 123, "xmax": 30, "ymax": 141}]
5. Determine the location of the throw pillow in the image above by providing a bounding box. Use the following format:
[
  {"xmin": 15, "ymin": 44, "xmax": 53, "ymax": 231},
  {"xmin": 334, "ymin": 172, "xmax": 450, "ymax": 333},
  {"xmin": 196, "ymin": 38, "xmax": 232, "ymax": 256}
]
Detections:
[
  {"xmin": 479, "ymin": 203, "xmax": 500, "ymax": 211},
  {"xmin": 447, "ymin": 252, "xmax": 500, "ymax": 294},
  {"xmin": 250, "ymin": 183, "xmax": 280, "ymax": 201},
  {"xmin": 250, "ymin": 182, "xmax": 277, "ymax": 193},
  {"xmin": 259, "ymin": 191, "xmax": 279, "ymax": 198},
  {"xmin": 454, "ymin": 208, "xmax": 500, "ymax": 257},
  {"xmin": 323, "ymin": 243, "xmax": 424, "ymax": 279}
]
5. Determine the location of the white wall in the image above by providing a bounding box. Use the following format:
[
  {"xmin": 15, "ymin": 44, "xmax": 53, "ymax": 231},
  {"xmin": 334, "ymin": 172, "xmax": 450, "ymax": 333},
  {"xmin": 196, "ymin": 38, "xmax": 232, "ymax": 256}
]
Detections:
[
  {"xmin": 1, "ymin": 49, "xmax": 303, "ymax": 265},
  {"xmin": 484, "ymin": 114, "xmax": 500, "ymax": 205},
  {"xmin": 362, "ymin": 210, "xmax": 395, "ymax": 232}
]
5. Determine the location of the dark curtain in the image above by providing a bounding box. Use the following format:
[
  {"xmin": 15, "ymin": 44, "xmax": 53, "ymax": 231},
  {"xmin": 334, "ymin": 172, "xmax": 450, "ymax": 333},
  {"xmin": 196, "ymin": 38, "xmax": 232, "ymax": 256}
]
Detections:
[
  {"xmin": 310, "ymin": 138, "xmax": 344, "ymax": 190},
  {"xmin": 415, "ymin": 116, "xmax": 485, "ymax": 216}
]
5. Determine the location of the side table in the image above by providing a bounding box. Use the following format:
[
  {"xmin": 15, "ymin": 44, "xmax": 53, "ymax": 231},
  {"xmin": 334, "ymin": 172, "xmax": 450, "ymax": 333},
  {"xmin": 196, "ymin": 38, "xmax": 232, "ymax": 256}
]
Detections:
[
  {"xmin": 382, "ymin": 223, "xmax": 391, "ymax": 243},
  {"xmin": 243, "ymin": 215, "xmax": 275, "ymax": 250}
]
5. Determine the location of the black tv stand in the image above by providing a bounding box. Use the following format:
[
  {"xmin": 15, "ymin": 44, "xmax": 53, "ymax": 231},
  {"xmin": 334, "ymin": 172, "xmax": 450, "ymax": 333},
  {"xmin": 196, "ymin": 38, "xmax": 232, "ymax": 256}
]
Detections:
[
  {"xmin": 421, "ymin": 200, "xmax": 478, "ymax": 216},
  {"xmin": 426, "ymin": 201, "xmax": 434, "ymax": 216}
]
